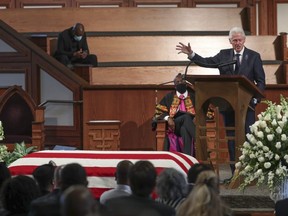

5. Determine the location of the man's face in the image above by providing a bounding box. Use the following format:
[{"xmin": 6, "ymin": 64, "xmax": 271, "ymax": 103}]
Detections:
[
  {"xmin": 74, "ymin": 25, "xmax": 84, "ymax": 37},
  {"xmin": 229, "ymin": 33, "xmax": 245, "ymax": 53},
  {"xmin": 174, "ymin": 76, "xmax": 185, "ymax": 86}
]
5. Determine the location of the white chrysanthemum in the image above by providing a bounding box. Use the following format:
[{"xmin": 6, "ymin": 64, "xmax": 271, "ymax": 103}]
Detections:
[
  {"xmin": 267, "ymin": 134, "xmax": 274, "ymax": 141},
  {"xmin": 258, "ymin": 157, "xmax": 265, "ymax": 162},
  {"xmin": 243, "ymin": 142, "xmax": 250, "ymax": 148},
  {"xmin": 264, "ymin": 113, "xmax": 271, "ymax": 121},
  {"xmin": 264, "ymin": 162, "xmax": 271, "ymax": 169},
  {"xmin": 259, "ymin": 120, "xmax": 267, "ymax": 128},
  {"xmin": 276, "ymin": 126, "xmax": 282, "ymax": 134},
  {"xmin": 263, "ymin": 146, "xmax": 269, "ymax": 152},
  {"xmin": 249, "ymin": 153, "xmax": 255, "ymax": 159},
  {"xmin": 255, "ymin": 169, "xmax": 263, "ymax": 177},
  {"xmin": 275, "ymin": 142, "xmax": 281, "ymax": 149},
  {"xmin": 256, "ymin": 131, "xmax": 264, "ymax": 139},
  {"xmin": 265, "ymin": 127, "xmax": 271, "ymax": 133},
  {"xmin": 244, "ymin": 165, "xmax": 252, "ymax": 172},
  {"xmin": 265, "ymin": 152, "xmax": 273, "ymax": 159},
  {"xmin": 272, "ymin": 119, "xmax": 277, "ymax": 126},
  {"xmin": 275, "ymin": 154, "xmax": 280, "ymax": 160},
  {"xmin": 278, "ymin": 121, "xmax": 285, "ymax": 128},
  {"xmin": 276, "ymin": 105, "xmax": 282, "ymax": 114},
  {"xmin": 281, "ymin": 134, "xmax": 287, "ymax": 141},
  {"xmin": 276, "ymin": 168, "xmax": 284, "ymax": 175},
  {"xmin": 239, "ymin": 155, "xmax": 245, "ymax": 161},
  {"xmin": 235, "ymin": 162, "xmax": 241, "ymax": 169},
  {"xmin": 256, "ymin": 141, "xmax": 263, "ymax": 148},
  {"xmin": 257, "ymin": 113, "xmax": 263, "ymax": 119}
]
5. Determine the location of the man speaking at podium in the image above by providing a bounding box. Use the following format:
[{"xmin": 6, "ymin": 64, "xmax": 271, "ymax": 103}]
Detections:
[{"xmin": 176, "ymin": 27, "xmax": 265, "ymax": 176}]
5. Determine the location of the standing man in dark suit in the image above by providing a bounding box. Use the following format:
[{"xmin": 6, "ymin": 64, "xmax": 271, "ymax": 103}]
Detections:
[
  {"xmin": 54, "ymin": 23, "xmax": 98, "ymax": 68},
  {"xmin": 176, "ymin": 27, "xmax": 265, "ymax": 176}
]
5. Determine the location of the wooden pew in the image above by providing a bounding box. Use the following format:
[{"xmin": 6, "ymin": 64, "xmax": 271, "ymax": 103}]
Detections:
[
  {"xmin": 0, "ymin": 7, "xmax": 246, "ymax": 35},
  {"xmin": 81, "ymin": 64, "xmax": 284, "ymax": 86},
  {"xmin": 86, "ymin": 35, "xmax": 284, "ymax": 64}
]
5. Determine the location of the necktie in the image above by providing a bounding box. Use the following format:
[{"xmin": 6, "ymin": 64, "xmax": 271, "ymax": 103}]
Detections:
[
  {"xmin": 234, "ymin": 53, "xmax": 241, "ymax": 74},
  {"xmin": 179, "ymin": 95, "xmax": 186, "ymax": 112}
]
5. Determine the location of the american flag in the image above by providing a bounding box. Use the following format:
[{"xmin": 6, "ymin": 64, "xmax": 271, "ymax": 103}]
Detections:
[{"xmin": 9, "ymin": 150, "xmax": 198, "ymax": 198}]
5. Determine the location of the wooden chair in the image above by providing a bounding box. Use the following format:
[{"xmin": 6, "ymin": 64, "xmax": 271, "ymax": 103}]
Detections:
[{"xmin": 0, "ymin": 86, "xmax": 45, "ymax": 151}]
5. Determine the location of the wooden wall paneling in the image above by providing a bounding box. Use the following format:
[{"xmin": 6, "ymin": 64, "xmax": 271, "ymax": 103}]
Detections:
[
  {"xmin": 0, "ymin": 7, "xmax": 244, "ymax": 34},
  {"xmin": 189, "ymin": 0, "xmax": 245, "ymax": 7},
  {"xmin": 0, "ymin": 0, "xmax": 15, "ymax": 8},
  {"xmin": 280, "ymin": 32, "xmax": 288, "ymax": 61},
  {"xmin": 257, "ymin": 0, "xmax": 277, "ymax": 35},
  {"xmin": 130, "ymin": 0, "xmax": 185, "ymax": 7},
  {"xmin": 267, "ymin": 0, "xmax": 277, "ymax": 35},
  {"xmin": 87, "ymin": 35, "xmax": 281, "ymax": 63},
  {"xmin": 83, "ymin": 87, "xmax": 172, "ymax": 150},
  {"xmin": 89, "ymin": 64, "xmax": 282, "ymax": 86},
  {"xmin": 72, "ymin": 0, "xmax": 129, "ymax": 7},
  {"xmin": 15, "ymin": 0, "xmax": 71, "ymax": 8},
  {"xmin": 256, "ymin": 84, "xmax": 288, "ymax": 115}
]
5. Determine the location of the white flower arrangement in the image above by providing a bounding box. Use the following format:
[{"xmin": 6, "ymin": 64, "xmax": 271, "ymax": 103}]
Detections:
[{"xmin": 236, "ymin": 95, "xmax": 288, "ymax": 192}]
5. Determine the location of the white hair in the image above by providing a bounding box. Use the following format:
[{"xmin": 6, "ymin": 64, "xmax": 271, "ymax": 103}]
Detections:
[{"xmin": 229, "ymin": 27, "xmax": 246, "ymax": 39}]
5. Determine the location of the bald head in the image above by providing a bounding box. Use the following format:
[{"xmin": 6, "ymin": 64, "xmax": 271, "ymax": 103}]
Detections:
[{"xmin": 73, "ymin": 23, "xmax": 85, "ymax": 36}]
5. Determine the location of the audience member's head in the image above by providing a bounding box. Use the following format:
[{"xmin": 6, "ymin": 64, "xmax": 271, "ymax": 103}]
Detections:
[
  {"xmin": 0, "ymin": 175, "xmax": 41, "ymax": 214},
  {"xmin": 187, "ymin": 163, "xmax": 212, "ymax": 192},
  {"xmin": 177, "ymin": 170, "xmax": 231, "ymax": 216},
  {"xmin": 0, "ymin": 162, "xmax": 11, "ymax": 189},
  {"xmin": 32, "ymin": 161, "xmax": 56, "ymax": 195},
  {"xmin": 60, "ymin": 185, "xmax": 100, "ymax": 216},
  {"xmin": 129, "ymin": 160, "xmax": 157, "ymax": 197},
  {"xmin": 156, "ymin": 168, "xmax": 188, "ymax": 201},
  {"xmin": 72, "ymin": 23, "xmax": 85, "ymax": 37},
  {"xmin": 61, "ymin": 163, "xmax": 88, "ymax": 191},
  {"xmin": 115, "ymin": 160, "xmax": 133, "ymax": 185}
]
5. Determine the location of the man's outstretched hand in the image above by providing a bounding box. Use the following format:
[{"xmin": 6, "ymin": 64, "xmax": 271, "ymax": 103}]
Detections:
[{"xmin": 176, "ymin": 42, "xmax": 193, "ymax": 56}]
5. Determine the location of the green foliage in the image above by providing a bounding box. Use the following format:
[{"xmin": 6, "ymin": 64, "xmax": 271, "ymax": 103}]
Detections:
[{"xmin": 0, "ymin": 141, "xmax": 37, "ymax": 166}]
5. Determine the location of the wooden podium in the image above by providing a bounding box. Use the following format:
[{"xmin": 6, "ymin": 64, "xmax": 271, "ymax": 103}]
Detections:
[{"xmin": 187, "ymin": 75, "xmax": 264, "ymax": 167}]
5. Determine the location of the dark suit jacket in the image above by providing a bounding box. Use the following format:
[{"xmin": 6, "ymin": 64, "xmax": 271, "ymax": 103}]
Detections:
[
  {"xmin": 104, "ymin": 195, "xmax": 175, "ymax": 216},
  {"xmin": 28, "ymin": 189, "xmax": 61, "ymax": 216},
  {"xmin": 275, "ymin": 198, "xmax": 288, "ymax": 216},
  {"xmin": 191, "ymin": 47, "xmax": 266, "ymax": 95},
  {"xmin": 54, "ymin": 26, "xmax": 90, "ymax": 58}
]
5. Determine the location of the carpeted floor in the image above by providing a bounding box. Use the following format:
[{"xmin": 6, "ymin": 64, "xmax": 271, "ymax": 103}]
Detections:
[{"xmin": 221, "ymin": 195, "xmax": 275, "ymax": 209}]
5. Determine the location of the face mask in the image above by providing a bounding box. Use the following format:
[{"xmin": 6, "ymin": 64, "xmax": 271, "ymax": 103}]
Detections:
[
  {"xmin": 176, "ymin": 83, "xmax": 187, "ymax": 94},
  {"xmin": 74, "ymin": 35, "xmax": 82, "ymax": 41}
]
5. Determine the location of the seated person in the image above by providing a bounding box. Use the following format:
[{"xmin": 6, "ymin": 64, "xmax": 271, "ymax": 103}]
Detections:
[
  {"xmin": 100, "ymin": 160, "xmax": 133, "ymax": 205},
  {"xmin": 177, "ymin": 170, "xmax": 233, "ymax": 216},
  {"xmin": 104, "ymin": 160, "xmax": 175, "ymax": 216},
  {"xmin": 155, "ymin": 168, "xmax": 188, "ymax": 210},
  {"xmin": 54, "ymin": 23, "xmax": 98, "ymax": 68},
  {"xmin": 153, "ymin": 73, "xmax": 196, "ymax": 156}
]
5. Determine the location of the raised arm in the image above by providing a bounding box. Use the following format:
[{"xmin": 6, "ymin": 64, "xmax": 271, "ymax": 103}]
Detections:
[{"xmin": 176, "ymin": 42, "xmax": 193, "ymax": 56}]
